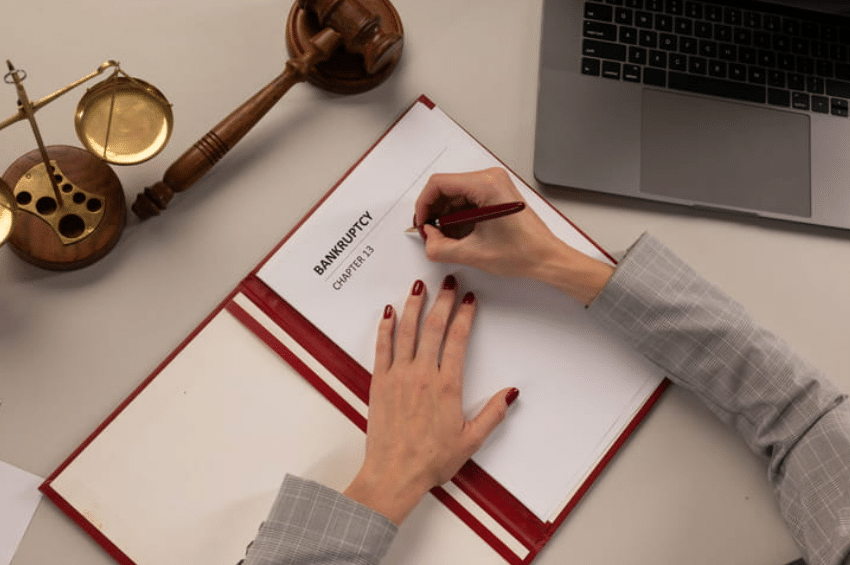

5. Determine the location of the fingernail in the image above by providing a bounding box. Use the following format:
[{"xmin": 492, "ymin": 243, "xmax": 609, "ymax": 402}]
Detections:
[
  {"xmin": 412, "ymin": 279, "xmax": 424, "ymax": 296},
  {"xmin": 506, "ymin": 388, "xmax": 520, "ymax": 406},
  {"xmin": 442, "ymin": 274, "xmax": 457, "ymax": 290},
  {"xmin": 462, "ymin": 291, "xmax": 475, "ymax": 304},
  {"xmin": 383, "ymin": 304, "xmax": 393, "ymax": 319}
]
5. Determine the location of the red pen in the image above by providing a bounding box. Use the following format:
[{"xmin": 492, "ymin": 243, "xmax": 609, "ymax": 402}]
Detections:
[{"xmin": 405, "ymin": 201, "xmax": 525, "ymax": 233}]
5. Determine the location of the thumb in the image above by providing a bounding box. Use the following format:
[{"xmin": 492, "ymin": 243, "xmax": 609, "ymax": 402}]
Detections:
[{"xmin": 464, "ymin": 387, "xmax": 519, "ymax": 453}]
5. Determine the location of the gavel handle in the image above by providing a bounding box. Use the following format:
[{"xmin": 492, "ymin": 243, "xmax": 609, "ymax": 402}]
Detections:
[{"xmin": 132, "ymin": 28, "xmax": 341, "ymax": 219}]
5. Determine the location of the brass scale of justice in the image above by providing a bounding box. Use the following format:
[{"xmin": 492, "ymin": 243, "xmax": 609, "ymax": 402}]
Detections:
[{"xmin": 0, "ymin": 0, "xmax": 403, "ymax": 270}]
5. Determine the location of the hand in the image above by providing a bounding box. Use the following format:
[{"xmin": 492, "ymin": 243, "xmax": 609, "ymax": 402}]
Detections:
[
  {"xmin": 414, "ymin": 168, "xmax": 614, "ymax": 305},
  {"xmin": 343, "ymin": 276, "xmax": 518, "ymax": 525},
  {"xmin": 415, "ymin": 168, "xmax": 563, "ymax": 279}
]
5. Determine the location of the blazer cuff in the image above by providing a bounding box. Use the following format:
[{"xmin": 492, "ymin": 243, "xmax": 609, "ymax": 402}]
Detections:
[{"xmin": 245, "ymin": 475, "xmax": 397, "ymax": 565}]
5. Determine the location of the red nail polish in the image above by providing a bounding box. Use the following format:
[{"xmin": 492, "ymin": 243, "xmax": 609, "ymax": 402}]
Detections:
[
  {"xmin": 383, "ymin": 304, "xmax": 393, "ymax": 319},
  {"xmin": 412, "ymin": 280, "xmax": 424, "ymax": 296},
  {"xmin": 418, "ymin": 225, "xmax": 427, "ymax": 240},
  {"xmin": 506, "ymin": 388, "xmax": 520, "ymax": 406},
  {"xmin": 462, "ymin": 291, "xmax": 475, "ymax": 304},
  {"xmin": 442, "ymin": 274, "xmax": 457, "ymax": 290}
]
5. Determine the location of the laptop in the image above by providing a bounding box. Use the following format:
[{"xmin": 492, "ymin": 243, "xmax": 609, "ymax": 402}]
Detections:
[{"xmin": 534, "ymin": 0, "xmax": 850, "ymax": 230}]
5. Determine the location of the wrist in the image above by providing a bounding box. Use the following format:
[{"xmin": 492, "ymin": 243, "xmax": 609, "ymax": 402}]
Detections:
[
  {"xmin": 343, "ymin": 467, "xmax": 431, "ymax": 526},
  {"xmin": 528, "ymin": 241, "xmax": 614, "ymax": 306}
]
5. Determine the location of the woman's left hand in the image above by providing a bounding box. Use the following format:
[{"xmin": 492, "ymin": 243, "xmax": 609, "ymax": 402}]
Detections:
[{"xmin": 344, "ymin": 275, "xmax": 518, "ymax": 525}]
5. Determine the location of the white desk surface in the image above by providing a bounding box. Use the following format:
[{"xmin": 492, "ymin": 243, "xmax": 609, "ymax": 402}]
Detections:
[{"xmin": 1, "ymin": 1, "xmax": 848, "ymax": 564}]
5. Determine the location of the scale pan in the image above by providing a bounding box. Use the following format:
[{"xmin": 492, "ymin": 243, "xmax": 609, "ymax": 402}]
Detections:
[{"xmin": 75, "ymin": 76, "xmax": 172, "ymax": 165}]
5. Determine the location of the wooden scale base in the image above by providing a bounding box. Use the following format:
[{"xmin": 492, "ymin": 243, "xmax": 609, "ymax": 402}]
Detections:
[{"xmin": 3, "ymin": 146, "xmax": 125, "ymax": 270}]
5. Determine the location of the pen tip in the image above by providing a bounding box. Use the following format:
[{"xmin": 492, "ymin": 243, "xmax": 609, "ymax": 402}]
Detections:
[{"xmin": 404, "ymin": 226, "xmax": 418, "ymax": 233}]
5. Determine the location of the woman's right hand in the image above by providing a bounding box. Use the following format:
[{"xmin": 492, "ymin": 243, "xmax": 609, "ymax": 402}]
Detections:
[
  {"xmin": 414, "ymin": 168, "xmax": 614, "ymax": 306},
  {"xmin": 414, "ymin": 168, "xmax": 565, "ymax": 280}
]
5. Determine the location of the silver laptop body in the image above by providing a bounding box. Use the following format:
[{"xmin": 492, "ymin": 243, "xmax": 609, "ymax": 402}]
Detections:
[{"xmin": 535, "ymin": 0, "xmax": 850, "ymax": 230}]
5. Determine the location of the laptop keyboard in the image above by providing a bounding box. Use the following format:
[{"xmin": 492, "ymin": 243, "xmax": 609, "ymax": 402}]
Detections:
[{"xmin": 581, "ymin": 0, "xmax": 850, "ymax": 117}]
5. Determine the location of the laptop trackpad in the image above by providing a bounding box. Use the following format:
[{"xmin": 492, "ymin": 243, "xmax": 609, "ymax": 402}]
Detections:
[{"xmin": 640, "ymin": 89, "xmax": 811, "ymax": 217}]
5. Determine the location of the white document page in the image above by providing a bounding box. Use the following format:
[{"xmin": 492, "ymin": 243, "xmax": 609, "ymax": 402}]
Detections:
[
  {"xmin": 258, "ymin": 102, "xmax": 664, "ymax": 521},
  {"xmin": 0, "ymin": 460, "xmax": 42, "ymax": 565}
]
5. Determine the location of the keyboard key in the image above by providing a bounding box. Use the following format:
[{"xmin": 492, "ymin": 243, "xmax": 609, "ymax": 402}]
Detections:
[
  {"xmin": 768, "ymin": 70, "xmax": 786, "ymax": 87},
  {"xmin": 754, "ymin": 31, "xmax": 771, "ymax": 49},
  {"xmin": 734, "ymin": 27, "xmax": 752, "ymax": 45},
  {"xmin": 584, "ymin": 21, "xmax": 618, "ymax": 42},
  {"xmin": 792, "ymin": 92, "xmax": 810, "ymax": 110},
  {"xmin": 759, "ymin": 50, "xmax": 776, "ymax": 68},
  {"xmin": 655, "ymin": 14, "xmax": 673, "ymax": 32},
  {"xmin": 689, "ymin": 56, "xmax": 707, "ymax": 74},
  {"xmin": 739, "ymin": 47, "xmax": 757, "ymax": 65},
  {"xmin": 836, "ymin": 63, "xmax": 850, "ymax": 81},
  {"xmin": 830, "ymin": 44, "xmax": 848, "ymax": 63},
  {"xmin": 744, "ymin": 12, "xmax": 761, "ymax": 29},
  {"xmin": 699, "ymin": 40, "xmax": 718, "ymax": 58},
  {"xmin": 708, "ymin": 60, "xmax": 727, "ymax": 78},
  {"xmin": 646, "ymin": 0, "xmax": 663, "ymax": 11},
  {"xmin": 802, "ymin": 21, "xmax": 820, "ymax": 39},
  {"xmin": 810, "ymin": 95, "xmax": 827, "ymax": 112},
  {"xmin": 643, "ymin": 67, "xmax": 667, "ymax": 86},
  {"xmin": 635, "ymin": 10, "xmax": 653, "ymax": 27},
  {"xmin": 669, "ymin": 53, "xmax": 688, "ymax": 71},
  {"xmin": 791, "ymin": 38, "xmax": 809, "ymax": 56},
  {"xmin": 629, "ymin": 46, "xmax": 648, "ymax": 65},
  {"xmin": 724, "ymin": 7, "xmax": 742, "ymax": 26},
  {"xmin": 626, "ymin": 0, "xmax": 644, "ymax": 7},
  {"xmin": 729, "ymin": 63, "xmax": 747, "ymax": 81},
  {"xmin": 826, "ymin": 79, "xmax": 850, "ymax": 99},
  {"xmin": 583, "ymin": 39, "xmax": 627, "ymax": 61},
  {"xmin": 768, "ymin": 88, "xmax": 790, "ymax": 107},
  {"xmin": 623, "ymin": 64, "xmax": 642, "ymax": 82},
  {"xmin": 807, "ymin": 76, "xmax": 825, "ymax": 94},
  {"xmin": 620, "ymin": 26, "xmax": 638, "ymax": 44},
  {"xmin": 649, "ymin": 50, "xmax": 668, "ymax": 67},
  {"xmin": 680, "ymin": 36, "xmax": 698, "ymax": 54},
  {"xmin": 783, "ymin": 18, "xmax": 800, "ymax": 37},
  {"xmin": 665, "ymin": 0, "xmax": 683, "ymax": 15},
  {"xmin": 830, "ymin": 97, "xmax": 848, "ymax": 117},
  {"xmin": 685, "ymin": 1, "xmax": 702, "ymax": 19},
  {"xmin": 817, "ymin": 60, "xmax": 834, "ymax": 78},
  {"xmin": 695, "ymin": 21, "xmax": 712, "ymax": 38},
  {"xmin": 797, "ymin": 57, "xmax": 814, "ymax": 75},
  {"xmin": 773, "ymin": 34, "xmax": 790, "ymax": 52},
  {"xmin": 749, "ymin": 66, "xmax": 766, "ymax": 85},
  {"xmin": 585, "ymin": 2, "xmax": 614, "ymax": 22},
  {"xmin": 640, "ymin": 29, "xmax": 658, "ymax": 47},
  {"xmin": 705, "ymin": 5, "xmax": 721, "ymax": 22},
  {"xmin": 763, "ymin": 15, "xmax": 780, "ymax": 32},
  {"xmin": 788, "ymin": 73, "xmax": 806, "ymax": 90},
  {"xmin": 675, "ymin": 17, "xmax": 692, "ymax": 35},
  {"xmin": 615, "ymin": 7, "xmax": 633, "ymax": 25},
  {"xmin": 778, "ymin": 53, "xmax": 795, "ymax": 71},
  {"xmin": 719, "ymin": 43, "xmax": 737, "ymax": 61},
  {"xmin": 715, "ymin": 24, "xmax": 732, "ymax": 43},
  {"xmin": 602, "ymin": 60, "xmax": 622, "ymax": 79},
  {"xmin": 668, "ymin": 71, "xmax": 766, "ymax": 103},
  {"xmin": 659, "ymin": 33, "xmax": 678, "ymax": 50},
  {"xmin": 582, "ymin": 57, "xmax": 602, "ymax": 76}
]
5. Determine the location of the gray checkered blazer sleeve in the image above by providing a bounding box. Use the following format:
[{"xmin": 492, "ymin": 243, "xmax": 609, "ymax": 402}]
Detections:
[
  {"xmin": 590, "ymin": 233, "xmax": 850, "ymax": 565},
  {"xmin": 242, "ymin": 475, "xmax": 396, "ymax": 565}
]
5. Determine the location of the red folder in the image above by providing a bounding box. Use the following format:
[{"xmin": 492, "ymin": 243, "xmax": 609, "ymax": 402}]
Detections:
[{"xmin": 41, "ymin": 95, "xmax": 668, "ymax": 565}]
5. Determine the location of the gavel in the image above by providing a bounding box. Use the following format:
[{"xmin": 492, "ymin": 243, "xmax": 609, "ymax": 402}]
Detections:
[{"xmin": 132, "ymin": 0, "xmax": 402, "ymax": 219}]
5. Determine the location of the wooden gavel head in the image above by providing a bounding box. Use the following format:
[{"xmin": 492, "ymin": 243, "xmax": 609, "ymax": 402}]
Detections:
[{"xmin": 288, "ymin": 0, "xmax": 403, "ymax": 93}]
